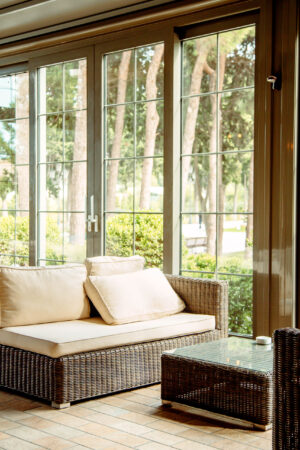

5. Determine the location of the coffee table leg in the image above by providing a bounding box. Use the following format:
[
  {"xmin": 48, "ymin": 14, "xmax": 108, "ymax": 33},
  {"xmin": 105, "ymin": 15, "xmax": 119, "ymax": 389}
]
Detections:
[{"xmin": 162, "ymin": 400, "xmax": 172, "ymax": 407}]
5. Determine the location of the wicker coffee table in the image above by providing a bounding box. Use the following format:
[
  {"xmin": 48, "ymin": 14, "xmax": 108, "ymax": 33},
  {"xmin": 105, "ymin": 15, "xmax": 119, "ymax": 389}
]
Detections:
[{"xmin": 161, "ymin": 337, "xmax": 273, "ymax": 430}]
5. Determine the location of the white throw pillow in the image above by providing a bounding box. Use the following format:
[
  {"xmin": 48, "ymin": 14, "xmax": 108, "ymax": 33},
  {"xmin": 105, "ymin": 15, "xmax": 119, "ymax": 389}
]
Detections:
[
  {"xmin": 0, "ymin": 265, "xmax": 90, "ymax": 327},
  {"xmin": 85, "ymin": 255, "xmax": 145, "ymax": 276},
  {"xmin": 84, "ymin": 268, "xmax": 185, "ymax": 325}
]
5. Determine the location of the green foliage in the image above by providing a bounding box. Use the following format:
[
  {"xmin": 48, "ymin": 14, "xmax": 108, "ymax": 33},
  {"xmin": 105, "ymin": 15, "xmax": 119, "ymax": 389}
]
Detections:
[
  {"xmin": 228, "ymin": 275, "xmax": 252, "ymax": 334},
  {"xmin": 183, "ymin": 249, "xmax": 216, "ymax": 274},
  {"xmin": 0, "ymin": 215, "xmax": 61, "ymax": 265},
  {"xmin": 105, "ymin": 213, "xmax": 163, "ymax": 269}
]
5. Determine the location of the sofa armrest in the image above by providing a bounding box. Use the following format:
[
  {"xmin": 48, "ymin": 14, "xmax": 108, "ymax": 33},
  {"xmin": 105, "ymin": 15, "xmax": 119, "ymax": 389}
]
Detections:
[{"xmin": 165, "ymin": 274, "xmax": 228, "ymax": 334}]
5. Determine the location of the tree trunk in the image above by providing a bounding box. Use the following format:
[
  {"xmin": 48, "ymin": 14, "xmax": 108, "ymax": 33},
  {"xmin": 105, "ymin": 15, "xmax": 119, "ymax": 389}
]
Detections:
[
  {"xmin": 246, "ymin": 152, "xmax": 254, "ymax": 257},
  {"xmin": 216, "ymin": 54, "xmax": 226, "ymax": 255},
  {"xmin": 181, "ymin": 40, "xmax": 211, "ymax": 202},
  {"xmin": 201, "ymin": 53, "xmax": 226, "ymax": 256},
  {"xmin": 106, "ymin": 51, "xmax": 132, "ymax": 212},
  {"xmin": 205, "ymin": 62, "xmax": 217, "ymax": 256},
  {"xmin": 15, "ymin": 73, "xmax": 29, "ymax": 216},
  {"xmin": 69, "ymin": 60, "xmax": 87, "ymax": 244},
  {"xmin": 139, "ymin": 44, "xmax": 164, "ymax": 210}
]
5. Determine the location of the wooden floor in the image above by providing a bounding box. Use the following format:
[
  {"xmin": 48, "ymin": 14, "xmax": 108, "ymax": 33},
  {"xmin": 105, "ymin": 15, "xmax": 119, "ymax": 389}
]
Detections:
[{"xmin": 0, "ymin": 385, "xmax": 272, "ymax": 449}]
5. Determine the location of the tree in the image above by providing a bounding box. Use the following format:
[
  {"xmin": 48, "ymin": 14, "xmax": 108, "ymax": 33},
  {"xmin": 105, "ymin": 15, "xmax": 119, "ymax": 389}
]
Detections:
[
  {"xmin": 139, "ymin": 44, "xmax": 164, "ymax": 209},
  {"xmin": 106, "ymin": 51, "xmax": 132, "ymax": 211},
  {"xmin": 219, "ymin": 29, "xmax": 255, "ymax": 254},
  {"xmin": 246, "ymin": 151, "xmax": 254, "ymax": 256},
  {"xmin": 181, "ymin": 37, "xmax": 214, "ymax": 201},
  {"xmin": 15, "ymin": 72, "xmax": 29, "ymax": 216},
  {"xmin": 183, "ymin": 28, "xmax": 255, "ymax": 257},
  {"xmin": 69, "ymin": 60, "xmax": 87, "ymax": 244}
]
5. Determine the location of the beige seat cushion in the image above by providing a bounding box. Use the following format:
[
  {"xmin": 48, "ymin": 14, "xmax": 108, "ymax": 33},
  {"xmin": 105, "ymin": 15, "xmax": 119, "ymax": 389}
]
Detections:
[
  {"xmin": 85, "ymin": 255, "xmax": 145, "ymax": 276},
  {"xmin": 0, "ymin": 313, "xmax": 215, "ymax": 358},
  {"xmin": 0, "ymin": 265, "xmax": 90, "ymax": 327},
  {"xmin": 84, "ymin": 268, "xmax": 185, "ymax": 325}
]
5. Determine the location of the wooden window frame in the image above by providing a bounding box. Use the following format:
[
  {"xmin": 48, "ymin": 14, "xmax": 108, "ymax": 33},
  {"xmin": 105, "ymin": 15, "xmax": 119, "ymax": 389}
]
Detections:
[{"xmin": 0, "ymin": 0, "xmax": 297, "ymax": 336}]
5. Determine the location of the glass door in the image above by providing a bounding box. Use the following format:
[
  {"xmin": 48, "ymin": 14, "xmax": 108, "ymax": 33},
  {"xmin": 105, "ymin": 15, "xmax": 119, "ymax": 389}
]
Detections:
[
  {"xmin": 101, "ymin": 43, "xmax": 164, "ymax": 268},
  {"xmin": 0, "ymin": 71, "xmax": 30, "ymax": 266},
  {"xmin": 179, "ymin": 24, "xmax": 256, "ymax": 335},
  {"xmin": 37, "ymin": 57, "xmax": 88, "ymax": 265}
]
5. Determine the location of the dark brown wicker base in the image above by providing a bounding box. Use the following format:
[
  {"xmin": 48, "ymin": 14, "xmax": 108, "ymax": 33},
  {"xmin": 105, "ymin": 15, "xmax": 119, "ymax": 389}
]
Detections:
[
  {"xmin": 273, "ymin": 328, "xmax": 300, "ymax": 450},
  {"xmin": 0, "ymin": 275, "xmax": 228, "ymax": 406},
  {"xmin": 161, "ymin": 352, "xmax": 273, "ymax": 426},
  {"xmin": 0, "ymin": 330, "xmax": 223, "ymax": 405}
]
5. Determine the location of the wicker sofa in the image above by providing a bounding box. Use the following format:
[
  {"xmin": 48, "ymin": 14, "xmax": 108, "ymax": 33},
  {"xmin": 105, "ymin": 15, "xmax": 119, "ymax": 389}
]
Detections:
[
  {"xmin": 0, "ymin": 271, "xmax": 228, "ymax": 409},
  {"xmin": 273, "ymin": 328, "xmax": 300, "ymax": 450}
]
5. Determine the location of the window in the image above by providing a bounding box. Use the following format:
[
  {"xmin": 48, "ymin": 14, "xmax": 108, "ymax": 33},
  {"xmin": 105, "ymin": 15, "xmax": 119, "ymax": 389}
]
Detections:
[
  {"xmin": 180, "ymin": 26, "xmax": 255, "ymax": 335},
  {"xmin": 0, "ymin": 71, "xmax": 30, "ymax": 266},
  {"xmin": 37, "ymin": 59, "xmax": 87, "ymax": 265},
  {"xmin": 0, "ymin": 2, "xmax": 284, "ymax": 336},
  {"xmin": 103, "ymin": 43, "xmax": 164, "ymax": 267}
]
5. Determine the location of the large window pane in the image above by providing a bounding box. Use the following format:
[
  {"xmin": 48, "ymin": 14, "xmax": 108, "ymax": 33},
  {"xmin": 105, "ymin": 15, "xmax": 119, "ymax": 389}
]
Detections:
[
  {"xmin": 38, "ymin": 212, "xmax": 63, "ymax": 263},
  {"xmin": 103, "ymin": 43, "xmax": 164, "ymax": 267},
  {"xmin": 180, "ymin": 25, "xmax": 255, "ymax": 335},
  {"xmin": 0, "ymin": 72, "xmax": 29, "ymax": 119},
  {"xmin": 182, "ymin": 95, "xmax": 215, "ymax": 155},
  {"xmin": 181, "ymin": 214, "xmax": 216, "ymax": 271},
  {"xmin": 220, "ymin": 90, "xmax": 254, "ymax": 152},
  {"xmin": 219, "ymin": 152, "xmax": 253, "ymax": 213},
  {"xmin": 105, "ymin": 213, "xmax": 134, "ymax": 257},
  {"xmin": 64, "ymin": 111, "xmax": 87, "ymax": 161},
  {"xmin": 135, "ymin": 158, "xmax": 163, "ymax": 212},
  {"xmin": 182, "ymin": 35, "xmax": 217, "ymax": 96},
  {"xmin": 64, "ymin": 60, "xmax": 87, "ymax": 111},
  {"xmin": 217, "ymin": 214, "xmax": 253, "ymax": 274},
  {"xmin": 105, "ymin": 159, "xmax": 134, "ymax": 212},
  {"xmin": 136, "ymin": 44, "xmax": 164, "ymax": 101},
  {"xmin": 39, "ymin": 114, "xmax": 63, "ymax": 163},
  {"xmin": 64, "ymin": 212, "xmax": 86, "ymax": 261},
  {"xmin": 0, "ymin": 72, "xmax": 29, "ymax": 266},
  {"xmin": 105, "ymin": 50, "xmax": 134, "ymax": 105},
  {"xmin": 221, "ymin": 26, "xmax": 255, "ymax": 91},
  {"xmin": 43, "ymin": 64, "xmax": 63, "ymax": 114},
  {"xmin": 136, "ymin": 100, "xmax": 164, "ymax": 157},
  {"xmin": 16, "ymin": 165, "xmax": 29, "ymax": 210},
  {"xmin": 38, "ymin": 59, "xmax": 87, "ymax": 264},
  {"xmin": 135, "ymin": 214, "xmax": 163, "ymax": 268},
  {"xmin": 219, "ymin": 274, "xmax": 253, "ymax": 335},
  {"xmin": 182, "ymin": 155, "xmax": 216, "ymax": 213},
  {"xmin": 105, "ymin": 104, "xmax": 134, "ymax": 158}
]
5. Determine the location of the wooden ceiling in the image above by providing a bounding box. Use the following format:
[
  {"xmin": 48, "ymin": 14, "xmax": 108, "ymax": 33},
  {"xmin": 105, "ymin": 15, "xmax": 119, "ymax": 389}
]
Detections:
[{"xmin": 0, "ymin": 0, "xmax": 176, "ymax": 43}]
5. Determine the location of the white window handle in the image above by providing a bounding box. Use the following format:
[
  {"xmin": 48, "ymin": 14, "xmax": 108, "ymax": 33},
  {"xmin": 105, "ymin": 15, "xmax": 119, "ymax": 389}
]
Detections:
[{"xmin": 86, "ymin": 195, "xmax": 98, "ymax": 232}]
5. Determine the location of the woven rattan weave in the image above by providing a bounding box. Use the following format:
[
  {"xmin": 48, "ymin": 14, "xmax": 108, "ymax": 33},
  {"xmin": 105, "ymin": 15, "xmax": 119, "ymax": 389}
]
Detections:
[
  {"xmin": 273, "ymin": 328, "xmax": 300, "ymax": 450},
  {"xmin": 161, "ymin": 337, "xmax": 273, "ymax": 428},
  {"xmin": 0, "ymin": 275, "xmax": 228, "ymax": 406}
]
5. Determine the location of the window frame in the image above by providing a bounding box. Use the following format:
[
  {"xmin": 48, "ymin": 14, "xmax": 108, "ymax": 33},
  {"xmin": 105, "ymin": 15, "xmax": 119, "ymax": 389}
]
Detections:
[
  {"xmin": 95, "ymin": 29, "xmax": 169, "ymax": 258},
  {"xmin": 0, "ymin": 65, "xmax": 30, "ymax": 266},
  {"xmin": 101, "ymin": 42, "xmax": 165, "ymax": 261},
  {"xmin": 177, "ymin": 13, "xmax": 259, "ymax": 336},
  {"xmin": 28, "ymin": 46, "xmax": 95, "ymax": 264},
  {"xmin": 0, "ymin": 0, "xmax": 294, "ymax": 337}
]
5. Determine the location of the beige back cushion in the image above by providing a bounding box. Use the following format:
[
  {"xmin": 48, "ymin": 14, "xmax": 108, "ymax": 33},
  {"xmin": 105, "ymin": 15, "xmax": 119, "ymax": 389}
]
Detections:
[
  {"xmin": 85, "ymin": 255, "xmax": 145, "ymax": 276},
  {"xmin": 84, "ymin": 268, "xmax": 185, "ymax": 325},
  {"xmin": 0, "ymin": 265, "xmax": 90, "ymax": 327}
]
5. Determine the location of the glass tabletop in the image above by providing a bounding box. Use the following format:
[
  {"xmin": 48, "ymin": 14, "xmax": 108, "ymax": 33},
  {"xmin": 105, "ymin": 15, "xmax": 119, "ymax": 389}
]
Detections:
[{"xmin": 165, "ymin": 337, "xmax": 273, "ymax": 373}]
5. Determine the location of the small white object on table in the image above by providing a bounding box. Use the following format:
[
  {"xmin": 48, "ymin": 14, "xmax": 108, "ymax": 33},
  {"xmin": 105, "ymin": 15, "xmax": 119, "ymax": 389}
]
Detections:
[{"xmin": 256, "ymin": 336, "xmax": 272, "ymax": 345}]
